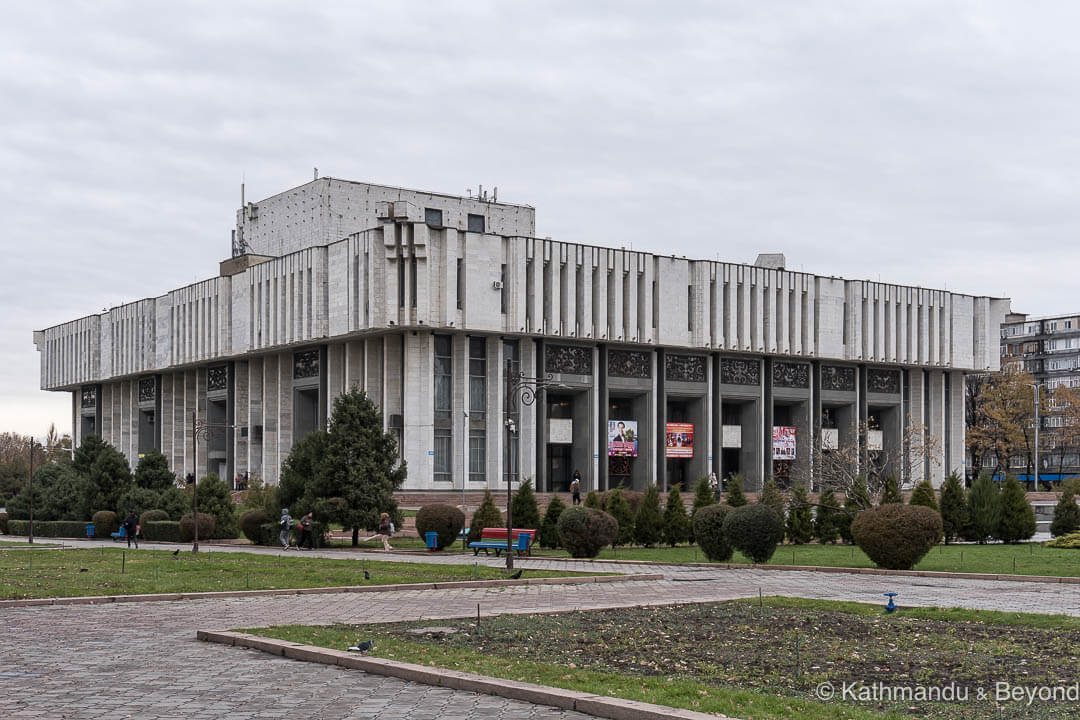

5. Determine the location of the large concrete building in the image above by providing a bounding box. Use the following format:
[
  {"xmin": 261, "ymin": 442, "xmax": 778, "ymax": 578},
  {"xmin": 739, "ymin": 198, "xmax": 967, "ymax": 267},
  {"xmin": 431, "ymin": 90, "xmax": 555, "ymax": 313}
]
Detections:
[{"xmin": 35, "ymin": 177, "xmax": 1009, "ymax": 492}]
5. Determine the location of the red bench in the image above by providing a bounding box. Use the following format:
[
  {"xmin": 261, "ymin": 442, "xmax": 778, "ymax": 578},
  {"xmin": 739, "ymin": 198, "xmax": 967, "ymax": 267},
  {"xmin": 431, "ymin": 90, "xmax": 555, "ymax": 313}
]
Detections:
[{"xmin": 468, "ymin": 527, "xmax": 536, "ymax": 556}]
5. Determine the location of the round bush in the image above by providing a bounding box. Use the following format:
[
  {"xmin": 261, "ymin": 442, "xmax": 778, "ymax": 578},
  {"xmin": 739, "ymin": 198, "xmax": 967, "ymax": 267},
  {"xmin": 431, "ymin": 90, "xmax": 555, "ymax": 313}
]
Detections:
[
  {"xmin": 693, "ymin": 504, "xmax": 733, "ymax": 562},
  {"xmin": 0, "ymin": 511, "xmax": 8, "ymax": 535},
  {"xmin": 851, "ymin": 504, "xmax": 943, "ymax": 570},
  {"xmin": 722, "ymin": 504, "xmax": 784, "ymax": 563},
  {"xmin": 240, "ymin": 508, "xmax": 271, "ymax": 544},
  {"xmin": 91, "ymin": 510, "xmax": 119, "ymax": 536},
  {"xmin": 415, "ymin": 504, "xmax": 465, "ymax": 550},
  {"xmin": 179, "ymin": 513, "xmax": 217, "ymax": 542},
  {"xmin": 139, "ymin": 509, "xmax": 169, "ymax": 528},
  {"xmin": 557, "ymin": 507, "xmax": 618, "ymax": 558}
]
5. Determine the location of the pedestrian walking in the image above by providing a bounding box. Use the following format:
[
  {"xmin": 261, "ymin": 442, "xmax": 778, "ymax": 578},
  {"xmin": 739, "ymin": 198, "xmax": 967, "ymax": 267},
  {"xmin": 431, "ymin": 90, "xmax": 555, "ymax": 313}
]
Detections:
[
  {"xmin": 122, "ymin": 510, "xmax": 139, "ymax": 549},
  {"xmin": 279, "ymin": 508, "xmax": 293, "ymax": 549},
  {"xmin": 299, "ymin": 511, "xmax": 314, "ymax": 550},
  {"xmin": 360, "ymin": 512, "xmax": 394, "ymax": 551},
  {"xmin": 570, "ymin": 470, "xmax": 582, "ymax": 505},
  {"xmin": 709, "ymin": 471, "xmax": 720, "ymax": 501}
]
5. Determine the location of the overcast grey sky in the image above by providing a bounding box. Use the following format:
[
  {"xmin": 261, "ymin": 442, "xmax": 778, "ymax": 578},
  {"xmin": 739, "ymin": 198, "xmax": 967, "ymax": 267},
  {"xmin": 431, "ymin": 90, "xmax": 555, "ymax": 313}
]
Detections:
[{"xmin": 3, "ymin": 1, "xmax": 1078, "ymax": 438}]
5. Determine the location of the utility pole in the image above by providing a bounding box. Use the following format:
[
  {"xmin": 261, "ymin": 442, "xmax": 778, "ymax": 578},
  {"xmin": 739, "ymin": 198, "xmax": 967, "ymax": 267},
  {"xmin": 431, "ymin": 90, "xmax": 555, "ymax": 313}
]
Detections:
[
  {"xmin": 27, "ymin": 437, "xmax": 34, "ymax": 544},
  {"xmin": 1033, "ymin": 384, "xmax": 1041, "ymax": 491},
  {"xmin": 191, "ymin": 412, "xmax": 200, "ymax": 553}
]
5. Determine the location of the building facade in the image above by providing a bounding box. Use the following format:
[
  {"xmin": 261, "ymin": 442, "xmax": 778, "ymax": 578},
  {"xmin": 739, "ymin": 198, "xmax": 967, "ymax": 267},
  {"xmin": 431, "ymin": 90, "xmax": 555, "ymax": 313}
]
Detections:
[{"xmin": 35, "ymin": 177, "xmax": 1009, "ymax": 492}]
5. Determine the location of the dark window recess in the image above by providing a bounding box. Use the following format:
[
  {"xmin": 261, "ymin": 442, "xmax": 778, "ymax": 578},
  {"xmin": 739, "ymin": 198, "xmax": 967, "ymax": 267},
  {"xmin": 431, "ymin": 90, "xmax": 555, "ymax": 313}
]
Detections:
[
  {"xmin": 467, "ymin": 214, "xmax": 485, "ymax": 233},
  {"xmin": 457, "ymin": 259, "xmax": 464, "ymax": 310},
  {"xmin": 253, "ymin": 425, "xmax": 263, "ymax": 443},
  {"xmin": 410, "ymin": 256, "xmax": 418, "ymax": 308},
  {"xmin": 434, "ymin": 428, "xmax": 452, "ymax": 483},
  {"xmin": 500, "ymin": 264, "xmax": 507, "ymax": 314},
  {"xmin": 469, "ymin": 430, "xmax": 486, "ymax": 482},
  {"xmin": 425, "ymin": 208, "xmax": 444, "ymax": 227},
  {"xmin": 434, "ymin": 334, "xmax": 453, "ymax": 421},
  {"xmin": 469, "ymin": 336, "xmax": 486, "ymax": 419},
  {"xmin": 398, "ymin": 257, "xmax": 406, "ymax": 307}
]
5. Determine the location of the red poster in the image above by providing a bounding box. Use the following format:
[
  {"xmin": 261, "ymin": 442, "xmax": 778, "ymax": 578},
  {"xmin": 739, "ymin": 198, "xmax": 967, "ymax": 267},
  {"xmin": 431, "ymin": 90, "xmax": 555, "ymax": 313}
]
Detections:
[{"xmin": 665, "ymin": 422, "xmax": 694, "ymax": 458}]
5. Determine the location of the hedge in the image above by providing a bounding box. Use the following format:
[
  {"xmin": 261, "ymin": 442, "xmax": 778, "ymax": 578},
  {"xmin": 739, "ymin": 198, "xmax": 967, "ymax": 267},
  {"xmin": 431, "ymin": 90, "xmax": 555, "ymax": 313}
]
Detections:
[
  {"xmin": 415, "ymin": 504, "xmax": 465, "ymax": 550},
  {"xmin": 179, "ymin": 513, "xmax": 217, "ymax": 542},
  {"xmin": 851, "ymin": 504, "xmax": 943, "ymax": 570},
  {"xmin": 91, "ymin": 510, "xmax": 119, "ymax": 536},
  {"xmin": 722, "ymin": 504, "xmax": 784, "ymax": 563},
  {"xmin": 0, "ymin": 511, "xmax": 8, "ymax": 534},
  {"xmin": 142, "ymin": 521, "xmax": 183, "ymax": 543},
  {"xmin": 557, "ymin": 507, "xmax": 618, "ymax": 558},
  {"xmin": 7, "ymin": 520, "xmax": 90, "ymax": 538},
  {"xmin": 692, "ymin": 504, "xmax": 733, "ymax": 562}
]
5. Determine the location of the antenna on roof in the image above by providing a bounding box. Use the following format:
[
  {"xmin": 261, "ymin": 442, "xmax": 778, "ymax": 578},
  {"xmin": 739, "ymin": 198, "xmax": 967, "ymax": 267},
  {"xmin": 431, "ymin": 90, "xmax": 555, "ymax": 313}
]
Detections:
[
  {"xmin": 493, "ymin": 186, "xmax": 498, "ymax": 202},
  {"xmin": 314, "ymin": 167, "xmax": 319, "ymax": 180}
]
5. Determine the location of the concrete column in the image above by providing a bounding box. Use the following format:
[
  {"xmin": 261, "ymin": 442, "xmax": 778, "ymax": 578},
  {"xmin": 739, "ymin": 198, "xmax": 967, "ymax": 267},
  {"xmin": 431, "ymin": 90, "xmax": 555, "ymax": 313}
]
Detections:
[
  {"xmin": 947, "ymin": 371, "xmax": 966, "ymax": 482},
  {"xmin": 927, "ymin": 370, "xmax": 946, "ymax": 487}
]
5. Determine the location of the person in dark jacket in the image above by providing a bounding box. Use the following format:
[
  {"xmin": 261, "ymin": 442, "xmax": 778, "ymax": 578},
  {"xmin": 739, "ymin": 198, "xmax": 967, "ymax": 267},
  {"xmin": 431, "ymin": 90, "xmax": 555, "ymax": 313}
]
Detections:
[
  {"xmin": 122, "ymin": 510, "xmax": 139, "ymax": 549},
  {"xmin": 299, "ymin": 512, "xmax": 314, "ymax": 550},
  {"xmin": 279, "ymin": 508, "xmax": 293, "ymax": 550}
]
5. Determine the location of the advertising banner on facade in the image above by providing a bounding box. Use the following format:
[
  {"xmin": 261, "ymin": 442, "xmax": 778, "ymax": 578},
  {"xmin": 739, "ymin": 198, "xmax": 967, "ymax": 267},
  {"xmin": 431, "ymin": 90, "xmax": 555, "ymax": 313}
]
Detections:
[
  {"xmin": 772, "ymin": 426, "xmax": 796, "ymax": 460},
  {"xmin": 665, "ymin": 422, "xmax": 694, "ymax": 458},
  {"xmin": 607, "ymin": 420, "xmax": 638, "ymax": 457}
]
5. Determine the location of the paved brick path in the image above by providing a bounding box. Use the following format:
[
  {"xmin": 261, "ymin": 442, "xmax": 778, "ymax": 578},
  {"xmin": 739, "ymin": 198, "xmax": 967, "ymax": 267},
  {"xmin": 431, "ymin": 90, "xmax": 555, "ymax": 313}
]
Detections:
[{"xmin": 5, "ymin": 538, "xmax": 1080, "ymax": 717}]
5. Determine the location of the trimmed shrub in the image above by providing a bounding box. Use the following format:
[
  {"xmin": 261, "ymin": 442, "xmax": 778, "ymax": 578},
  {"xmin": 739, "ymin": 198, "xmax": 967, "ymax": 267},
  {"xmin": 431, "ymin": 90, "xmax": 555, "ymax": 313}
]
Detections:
[
  {"xmin": 814, "ymin": 488, "xmax": 841, "ymax": 544},
  {"xmin": 142, "ymin": 521, "xmax": 183, "ymax": 543},
  {"xmin": 599, "ymin": 489, "xmax": 644, "ymax": 515},
  {"xmin": 1051, "ymin": 483, "xmax": 1080, "ymax": 538},
  {"xmin": 997, "ymin": 476, "xmax": 1036, "ymax": 544},
  {"xmin": 722, "ymin": 504, "xmax": 784, "ymax": 563},
  {"xmin": 690, "ymin": 477, "xmax": 714, "ymax": 543},
  {"xmin": 606, "ymin": 489, "xmax": 635, "ymax": 547},
  {"xmin": 939, "ymin": 473, "xmax": 968, "ymax": 544},
  {"xmin": 583, "ymin": 490, "xmax": 602, "ymax": 509},
  {"xmin": 538, "ymin": 494, "xmax": 566, "ymax": 549},
  {"xmin": 139, "ymin": 509, "xmax": 169, "ymax": 528},
  {"xmin": 878, "ymin": 476, "xmax": 903, "ymax": 505},
  {"xmin": 663, "ymin": 484, "xmax": 692, "ymax": 546},
  {"xmin": 511, "ymin": 479, "xmax": 541, "ymax": 530},
  {"xmin": 557, "ymin": 507, "xmax": 618, "ymax": 558},
  {"xmin": 1047, "ymin": 531, "xmax": 1080, "ymax": 549},
  {"xmin": 785, "ymin": 485, "xmax": 813, "ymax": 544},
  {"xmin": 91, "ymin": 510, "xmax": 119, "ymax": 537},
  {"xmin": 852, "ymin": 504, "xmax": 943, "ymax": 570},
  {"xmin": 633, "ymin": 484, "xmax": 664, "ymax": 548},
  {"xmin": 240, "ymin": 508, "xmax": 271, "ymax": 544},
  {"xmin": 693, "ymin": 504, "xmax": 733, "ymax": 562},
  {"xmin": 965, "ymin": 473, "xmax": 1000, "ymax": 543},
  {"xmin": 7, "ymin": 520, "xmax": 90, "ymax": 538},
  {"xmin": 195, "ymin": 473, "xmax": 239, "ymax": 539},
  {"xmin": 415, "ymin": 503, "xmax": 465, "ymax": 550},
  {"xmin": 908, "ymin": 480, "xmax": 939, "ymax": 512},
  {"xmin": 725, "ymin": 475, "xmax": 747, "ymax": 507},
  {"xmin": 757, "ymin": 478, "xmax": 785, "ymax": 519},
  {"xmin": 0, "ymin": 510, "xmax": 7, "ymax": 534},
  {"xmin": 469, "ymin": 489, "xmax": 503, "ymax": 543},
  {"xmin": 179, "ymin": 513, "xmax": 216, "ymax": 542}
]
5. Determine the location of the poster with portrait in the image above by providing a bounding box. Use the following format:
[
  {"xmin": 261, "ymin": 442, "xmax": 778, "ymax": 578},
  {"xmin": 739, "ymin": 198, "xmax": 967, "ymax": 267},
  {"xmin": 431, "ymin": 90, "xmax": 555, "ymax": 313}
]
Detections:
[
  {"xmin": 772, "ymin": 426, "xmax": 796, "ymax": 460},
  {"xmin": 607, "ymin": 420, "xmax": 638, "ymax": 457},
  {"xmin": 664, "ymin": 422, "xmax": 694, "ymax": 458}
]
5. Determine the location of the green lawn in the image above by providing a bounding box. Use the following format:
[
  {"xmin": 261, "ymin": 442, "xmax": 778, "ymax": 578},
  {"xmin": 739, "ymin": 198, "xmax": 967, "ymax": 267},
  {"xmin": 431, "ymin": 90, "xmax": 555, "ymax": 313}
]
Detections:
[
  {"xmin": 0, "ymin": 547, "xmax": 579, "ymax": 600},
  {"xmin": 250, "ymin": 598, "xmax": 1080, "ymax": 720},
  {"xmin": 524, "ymin": 541, "xmax": 1080, "ymax": 577}
]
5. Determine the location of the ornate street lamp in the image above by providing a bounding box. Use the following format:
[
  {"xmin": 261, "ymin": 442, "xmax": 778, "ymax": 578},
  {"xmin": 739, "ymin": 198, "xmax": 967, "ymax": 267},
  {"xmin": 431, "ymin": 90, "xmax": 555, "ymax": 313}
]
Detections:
[
  {"xmin": 503, "ymin": 360, "xmax": 567, "ymax": 569},
  {"xmin": 190, "ymin": 412, "xmax": 233, "ymax": 553}
]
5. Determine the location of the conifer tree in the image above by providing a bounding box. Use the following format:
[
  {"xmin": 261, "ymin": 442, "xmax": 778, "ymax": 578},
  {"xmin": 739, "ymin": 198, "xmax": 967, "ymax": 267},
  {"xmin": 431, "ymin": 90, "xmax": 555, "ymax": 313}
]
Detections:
[
  {"xmin": 133, "ymin": 450, "xmax": 176, "ymax": 491},
  {"xmin": 725, "ymin": 474, "xmax": 747, "ymax": 507},
  {"xmin": 606, "ymin": 488, "xmax": 635, "ymax": 546},
  {"xmin": 1050, "ymin": 480, "xmax": 1080, "ymax": 538},
  {"xmin": 469, "ymin": 488, "xmax": 503, "ymax": 543},
  {"xmin": 633, "ymin": 483, "xmax": 664, "ymax": 547},
  {"xmin": 584, "ymin": 490, "xmax": 603, "ymax": 509},
  {"xmin": 690, "ymin": 476, "xmax": 715, "ymax": 543},
  {"xmin": 537, "ymin": 493, "xmax": 565, "ymax": 548},
  {"xmin": 785, "ymin": 484, "xmax": 813, "ymax": 544},
  {"xmin": 757, "ymin": 477, "xmax": 785, "ymax": 519},
  {"xmin": 908, "ymin": 479, "xmax": 939, "ymax": 512},
  {"xmin": 966, "ymin": 473, "xmax": 1000, "ymax": 544},
  {"xmin": 996, "ymin": 476, "xmax": 1036, "ymax": 543},
  {"xmin": 879, "ymin": 476, "xmax": 903, "ymax": 505},
  {"xmin": 938, "ymin": 472, "xmax": 968, "ymax": 544},
  {"xmin": 836, "ymin": 477, "xmax": 870, "ymax": 543},
  {"xmin": 511, "ymin": 479, "xmax": 541, "ymax": 530},
  {"xmin": 814, "ymin": 487, "xmax": 841, "ymax": 544},
  {"xmin": 662, "ymin": 483, "xmax": 692, "ymax": 546}
]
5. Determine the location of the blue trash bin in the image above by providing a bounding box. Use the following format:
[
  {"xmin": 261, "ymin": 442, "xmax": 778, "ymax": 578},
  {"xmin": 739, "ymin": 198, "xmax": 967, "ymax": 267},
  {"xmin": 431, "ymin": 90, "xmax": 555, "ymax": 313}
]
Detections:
[
  {"xmin": 425, "ymin": 531, "xmax": 438, "ymax": 550},
  {"xmin": 86, "ymin": 524, "xmax": 95, "ymax": 538}
]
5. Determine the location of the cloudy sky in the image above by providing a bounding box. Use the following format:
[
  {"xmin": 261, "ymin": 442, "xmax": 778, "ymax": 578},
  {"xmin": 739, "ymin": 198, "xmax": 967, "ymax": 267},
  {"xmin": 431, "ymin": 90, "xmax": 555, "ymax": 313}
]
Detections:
[{"xmin": 3, "ymin": 1, "xmax": 1079, "ymax": 438}]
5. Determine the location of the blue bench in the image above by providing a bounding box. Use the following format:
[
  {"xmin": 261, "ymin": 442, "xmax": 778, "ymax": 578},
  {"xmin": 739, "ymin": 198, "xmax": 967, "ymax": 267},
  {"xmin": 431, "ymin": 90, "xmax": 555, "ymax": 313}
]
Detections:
[
  {"xmin": 111, "ymin": 526, "xmax": 127, "ymax": 542},
  {"xmin": 469, "ymin": 531, "xmax": 532, "ymax": 557}
]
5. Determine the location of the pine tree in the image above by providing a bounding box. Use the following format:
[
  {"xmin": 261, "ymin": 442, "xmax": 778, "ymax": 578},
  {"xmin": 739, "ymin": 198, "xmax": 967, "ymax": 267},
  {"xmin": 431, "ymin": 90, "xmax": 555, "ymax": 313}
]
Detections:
[
  {"xmin": 725, "ymin": 474, "xmax": 748, "ymax": 507},
  {"xmin": 836, "ymin": 477, "xmax": 870, "ymax": 544},
  {"xmin": 584, "ymin": 490, "xmax": 603, "ymax": 509},
  {"xmin": 88, "ymin": 443, "xmax": 133, "ymax": 513},
  {"xmin": 633, "ymin": 484, "xmax": 664, "ymax": 547},
  {"xmin": 997, "ymin": 476, "xmax": 1036, "ymax": 543},
  {"xmin": 939, "ymin": 472, "xmax": 968, "ymax": 544},
  {"xmin": 908, "ymin": 479, "xmax": 939, "ymax": 512},
  {"xmin": 606, "ymin": 488, "xmax": 635, "ymax": 546},
  {"xmin": 879, "ymin": 476, "xmax": 902, "ymax": 505},
  {"xmin": 757, "ymin": 477, "xmax": 785, "ymax": 519},
  {"xmin": 469, "ymin": 488, "xmax": 503, "ymax": 543},
  {"xmin": 511, "ymin": 479, "xmax": 541, "ymax": 530},
  {"xmin": 690, "ymin": 476, "xmax": 715, "ymax": 543},
  {"xmin": 1050, "ymin": 481, "xmax": 1080, "ymax": 538},
  {"xmin": 134, "ymin": 450, "xmax": 176, "ymax": 491},
  {"xmin": 662, "ymin": 483, "xmax": 692, "ymax": 546},
  {"xmin": 814, "ymin": 487, "xmax": 841, "ymax": 544},
  {"xmin": 72, "ymin": 434, "xmax": 108, "ymax": 478},
  {"xmin": 966, "ymin": 473, "xmax": 1001, "ymax": 543},
  {"xmin": 194, "ymin": 473, "xmax": 238, "ymax": 539},
  {"xmin": 537, "ymin": 493, "xmax": 565, "ymax": 548},
  {"xmin": 785, "ymin": 485, "xmax": 813, "ymax": 544}
]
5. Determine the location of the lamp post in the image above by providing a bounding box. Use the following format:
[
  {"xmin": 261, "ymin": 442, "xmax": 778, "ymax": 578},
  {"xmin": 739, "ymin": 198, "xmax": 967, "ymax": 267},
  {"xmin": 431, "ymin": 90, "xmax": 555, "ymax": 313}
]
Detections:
[
  {"xmin": 503, "ymin": 359, "xmax": 567, "ymax": 570},
  {"xmin": 1032, "ymin": 383, "xmax": 1041, "ymax": 491},
  {"xmin": 190, "ymin": 412, "xmax": 234, "ymax": 553},
  {"xmin": 27, "ymin": 437, "xmax": 35, "ymax": 545},
  {"xmin": 462, "ymin": 409, "xmax": 469, "ymax": 550}
]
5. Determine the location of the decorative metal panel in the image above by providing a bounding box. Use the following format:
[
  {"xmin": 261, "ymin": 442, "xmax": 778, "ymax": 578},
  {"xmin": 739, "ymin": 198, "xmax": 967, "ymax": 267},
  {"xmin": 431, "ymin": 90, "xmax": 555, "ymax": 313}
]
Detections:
[
  {"xmin": 720, "ymin": 358, "xmax": 760, "ymax": 386},
  {"xmin": 821, "ymin": 365, "xmax": 856, "ymax": 392},
  {"xmin": 608, "ymin": 349, "xmax": 651, "ymax": 379},
  {"xmin": 207, "ymin": 366, "xmax": 228, "ymax": 391},
  {"xmin": 545, "ymin": 344, "xmax": 592, "ymax": 375},
  {"xmin": 867, "ymin": 368, "xmax": 901, "ymax": 394},
  {"xmin": 772, "ymin": 362, "xmax": 809, "ymax": 389},
  {"xmin": 80, "ymin": 386, "xmax": 97, "ymax": 408},
  {"xmin": 666, "ymin": 354, "xmax": 706, "ymax": 383},
  {"xmin": 293, "ymin": 350, "xmax": 320, "ymax": 379},
  {"xmin": 138, "ymin": 377, "xmax": 156, "ymax": 403}
]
